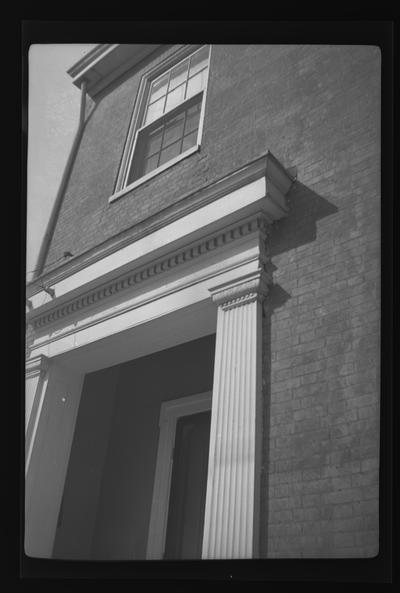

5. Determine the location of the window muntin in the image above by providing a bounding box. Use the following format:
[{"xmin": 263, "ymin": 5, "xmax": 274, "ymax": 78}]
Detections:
[
  {"xmin": 124, "ymin": 45, "xmax": 210, "ymax": 186},
  {"xmin": 127, "ymin": 94, "xmax": 202, "ymax": 185},
  {"xmin": 143, "ymin": 45, "xmax": 209, "ymax": 126}
]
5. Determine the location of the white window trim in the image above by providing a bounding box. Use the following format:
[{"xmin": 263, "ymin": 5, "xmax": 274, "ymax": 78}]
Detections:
[
  {"xmin": 109, "ymin": 44, "xmax": 212, "ymax": 204},
  {"xmin": 146, "ymin": 390, "xmax": 212, "ymax": 560},
  {"xmin": 109, "ymin": 144, "xmax": 200, "ymax": 203}
]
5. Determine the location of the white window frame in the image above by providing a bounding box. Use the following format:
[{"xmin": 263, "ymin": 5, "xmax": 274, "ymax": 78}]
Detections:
[
  {"xmin": 146, "ymin": 390, "xmax": 212, "ymax": 560},
  {"xmin": 110, "ymin": 45, "xmax": 211, "ymax": 204}
]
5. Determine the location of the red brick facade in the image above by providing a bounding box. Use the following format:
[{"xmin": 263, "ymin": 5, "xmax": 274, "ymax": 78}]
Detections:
[{"xmin": 42, "ymin": 45, "xmax": 381, "ymax": 557}]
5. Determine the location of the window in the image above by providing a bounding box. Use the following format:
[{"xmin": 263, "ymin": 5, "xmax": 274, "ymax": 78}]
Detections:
[
  {"xmin": 128, "ymin": 96, "xmax": 202, "ymax": 184},
  {"xmin": 112, "ymin": 46, "xmax": 210, "ymax": 200}
]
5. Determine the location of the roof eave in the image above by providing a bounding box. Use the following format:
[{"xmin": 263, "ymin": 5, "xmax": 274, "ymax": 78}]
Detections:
[{"xmin": 67, "ymin": 43, "xmax": 162, "ymax": 97}]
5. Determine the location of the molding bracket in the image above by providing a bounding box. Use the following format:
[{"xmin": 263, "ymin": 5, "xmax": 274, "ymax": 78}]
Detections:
[{"xmin": 26, "ymin": 354, "xmax": 49, "ymax": 379}]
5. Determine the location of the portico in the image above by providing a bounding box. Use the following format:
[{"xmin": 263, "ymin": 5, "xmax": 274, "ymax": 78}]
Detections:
[{"xmin": 25, "ymin": 153, "xmax": 293, "ymax": 559}]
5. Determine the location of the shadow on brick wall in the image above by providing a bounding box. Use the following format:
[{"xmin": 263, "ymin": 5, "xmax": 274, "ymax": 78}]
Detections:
[
  {"xmin": 259, "ymin": 283, "xmax": 291, "ymax": 557},
  {"xmin": 258, "ymin": 181, "xmax": 338, "ymax": 557},
  {"xmin": 269, "ymin": 181, "xmax": 339, "ymax": 258}
]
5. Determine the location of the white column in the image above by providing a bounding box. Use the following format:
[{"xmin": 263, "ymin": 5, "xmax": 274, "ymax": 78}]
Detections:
[
  {"xmin": 202, "ymin": 270, "xmax": 268, "ymax": 559},
  {"xmin": 26, "ymin": 355, "xmax": 49, "ymax": 431},
  {"xmin": 25, "ymin": 355, "xmax": 49, "ymax": 469},
  {"xmin": 25, "ymin": 360, "xmax": 84, "ymax": 558}
]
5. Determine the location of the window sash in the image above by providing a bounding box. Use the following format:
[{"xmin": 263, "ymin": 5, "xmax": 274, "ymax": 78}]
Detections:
[
  {"xmin": 115, "ymin": 46, "xmax": 211, "ymax": 195},
  {"xmin": 143, "ymin": 45, "xmax": 209, "ymax": 127},
  {"xmin": 126, "ymin": 91, "xmax": 203, "ymax": 185}
]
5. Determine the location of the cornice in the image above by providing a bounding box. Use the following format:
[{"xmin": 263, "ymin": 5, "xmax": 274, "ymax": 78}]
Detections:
[
  {"xmin": 29, "ymin": 214, "xmax": 272, "ymax": 331},
  {"xmin": 68, "ymin": 44, "xmax": 162, "ymax": 97},
  {"xmin": 67, "ymin": 44, "xmax": 113, "ymax": 78},
  {"xmin": 27, "ymin": 152, "xmax": 294, "ymax": 296}
]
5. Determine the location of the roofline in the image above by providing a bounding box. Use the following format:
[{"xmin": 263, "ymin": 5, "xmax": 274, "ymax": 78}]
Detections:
[
  {"xmin": 67, "ymin": 43, "xmax": 163, "ymax": 97},
  {"xmin": 67, "ymin": 44, "xmax": 115, "ymax": 78}
]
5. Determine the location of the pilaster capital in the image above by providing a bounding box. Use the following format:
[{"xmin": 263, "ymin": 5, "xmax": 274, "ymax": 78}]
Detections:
[
  {"xmin": 209, "ymin": 270, "xmax": 270, "ymax": 311},
  {"xmin": 26, "ymin": 354, "xmax": 49, "ymax": 380}
]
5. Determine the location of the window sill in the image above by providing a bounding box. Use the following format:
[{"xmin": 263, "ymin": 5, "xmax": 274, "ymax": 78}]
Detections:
[{"xmin": 109, "ymin": 144, "xmax": 200, "ymax": 204}]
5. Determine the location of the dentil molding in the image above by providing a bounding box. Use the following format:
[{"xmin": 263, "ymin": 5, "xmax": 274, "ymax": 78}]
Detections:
[{"xmin": 30, "ymin": 214, "xmax": 272, "ymax": 330}]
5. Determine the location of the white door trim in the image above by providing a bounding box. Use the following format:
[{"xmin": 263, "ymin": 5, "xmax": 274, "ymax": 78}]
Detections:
[{"xmin": 146, "ymin": 390, "xmax": 212, "ymax": 560}]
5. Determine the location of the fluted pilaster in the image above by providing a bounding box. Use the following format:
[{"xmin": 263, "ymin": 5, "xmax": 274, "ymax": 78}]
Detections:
[
  {"xmin": 202, "ymin": 270, "xmax": 268, "ymax": 559},
  {"xmin": 26, "ymin": 355, "xmax": 49, "ymax": 432}
]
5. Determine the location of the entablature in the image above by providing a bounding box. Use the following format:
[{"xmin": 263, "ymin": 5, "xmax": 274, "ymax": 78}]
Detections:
[{"xmin": 27, "ymin": 152, "xmax": 294, "ymax": 335}]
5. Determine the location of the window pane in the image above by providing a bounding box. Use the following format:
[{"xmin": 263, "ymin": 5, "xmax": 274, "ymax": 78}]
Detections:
[
  {"xmin": 182, "ymin": 131, "xmax": 198, "ymax": 152},
  {"xmin": 186, "ymin": 70, "xmax": 206, "ymax": 100},
  {"xmin": 165, "ymin": 84, "xmax": 186, "ymax": 112},
  {"xmin": 149, "ymin": 72, "xmax": 169, "ymax": 103},
  {"xmin": 145, "ymin": 126, "xmax": 164, "ymax": 157},
  {"xmin": 169, "ymin": 58, "xmax": 189, "ymax": 91},
  {"xmin": 163, "ymin": 113, "xmax": 185, "ymax": 148},
  {"xmin": 145, "ymin": 96, "xmax": 166, "ymax": 125},
  {"xmin": 189, "ymin": 46, "xmax": 209, "ymax": 77},
  {"xmin": 143, "ymin": 154, "xmax": 160, "ymax": 175},
  {"xmin": 184, "ymin": 102, "xmax": 201, "ymax": 135},
  {"xmin": 159, "ymin": 141, "xmax": 181, "ymax": 166}
]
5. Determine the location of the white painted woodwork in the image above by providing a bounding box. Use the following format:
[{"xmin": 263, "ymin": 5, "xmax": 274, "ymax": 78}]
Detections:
[
  {"xmin": 202, "ymin": 271, "xmax": 267, "ymax": 559},
  {"xmin": 25, "ymin": 150, "xmax": 293, "ymax": 559},
  {"xmin": 24, "ymin": 226, "xmax": 270, "ymax": 560},
  {"xmin": 147, "ymin": 391, "xmax": 212, "ymax": 560},
  {"xmin": 27, "ymin": 177, "xmax": 268, "ymax": 310},
  {"xmin": 28, "ymin": 244, "xmax": 261, "ymax": 360},
  {"xmin": 27, "ymin": 152, "xmax": 292, "ymax": 313},
  {"xmin": 112, "ymin": 45, "xmax": 212, "ymax": 200},
  {"xmin": 27, "ymin": 151, "xmax": 293, "ymax": 312},
  {"xmin": 25, "ymin": 361, "xmax": 84, "ymax": 558},
  {"xmin": 25, "ymin": 355, "xmax": 49, "ymax": 434},
  {"xmin": 24, "ymin": 304, "xmax": 216, "ymax": 559}
]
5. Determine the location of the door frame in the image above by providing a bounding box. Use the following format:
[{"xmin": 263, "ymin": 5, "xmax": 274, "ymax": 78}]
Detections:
[{"xmin": 146, "ymin": 391, "xmax": 212, "ymax": 559}]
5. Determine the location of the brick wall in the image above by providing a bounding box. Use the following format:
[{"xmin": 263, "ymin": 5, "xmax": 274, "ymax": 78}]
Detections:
[
  {"xmin": 256, "ymin": 46, "xmax": 380, "ymax": 557},
  {"xmin": 43, "ymin": 45, "xmax": 381, "ymax": 557}
]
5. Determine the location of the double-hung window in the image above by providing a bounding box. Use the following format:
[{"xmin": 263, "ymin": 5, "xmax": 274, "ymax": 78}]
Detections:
[{"xmin": 113, "ymin": 45, "xmax": 210, "ymax": 199}]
